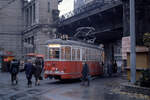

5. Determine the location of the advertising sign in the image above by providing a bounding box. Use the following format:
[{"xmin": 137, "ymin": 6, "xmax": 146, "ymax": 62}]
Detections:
[{"xmin": 122, "ymin": 36, "xmax": 130, "ymax": 60}]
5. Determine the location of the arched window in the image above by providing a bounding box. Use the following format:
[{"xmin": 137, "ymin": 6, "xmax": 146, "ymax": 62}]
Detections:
[
  {"xmin": 61, "ymin": 47, "xmax": 65, "ymax": 60},
  {"xmin": 77, "ymin": 48, "xmax": 80, "ymax": 60},
  {"xmin": 82, "ymin": 48, "xmax": 86, "ymax": 61},
  {"xmin": 65, "ymin": 46, "xmax": 71, "ymax": 60},
  {"xmin": 72, "ymin": 48, "xmax": 76, "ymax": 61}
]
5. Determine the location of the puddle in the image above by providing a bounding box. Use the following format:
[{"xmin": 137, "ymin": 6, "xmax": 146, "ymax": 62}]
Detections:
[
  {"xmin": 9, "ymin": 93, "xmax": 27, "ymax": 100},
  {"xmin": 27, "ymin": 89, "xmax": 41, "ymax": 94}
]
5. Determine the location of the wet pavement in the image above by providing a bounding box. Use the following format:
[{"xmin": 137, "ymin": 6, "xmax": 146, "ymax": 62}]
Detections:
[{"xmin": 0, "ymin": 72, "xmax": 149, "ymax": 100}]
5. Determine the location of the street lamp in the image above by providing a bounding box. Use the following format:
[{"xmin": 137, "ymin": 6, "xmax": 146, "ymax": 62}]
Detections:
[{"xmin": 130, "ymin": 0, "xmax": 136, "ymax": 84}]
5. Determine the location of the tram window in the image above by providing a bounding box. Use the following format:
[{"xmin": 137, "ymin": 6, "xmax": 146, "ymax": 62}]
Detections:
[
  {"xmin": 61, "ymin": 47, "xmax": 65, "ymax": 60},
  {"xmin": 93, "ymin": 49, "xmax": 96, "ymax": 61},
  {"xmin": 82, "ymin": 48, "xmax": 86, "ymax": 60},
  {"xmin": 88, "ymin": 49, "xmax": 90, "ymax": 61},
  {"xmin": 90, "ymin": 49, "xmax": 93, "ymax": 60},
  {"xmin": 77, "ymin": 49, "xmax": 80, "ymax": 60},
  {"xmin": 95, "ymin": 50, "xmax": 98, "ymax": 61},
  {"xmin": 65, "ymin": 46, "xmax": 71, "ymax": 60},
  {"xmin": 86, "ymin": 49, "xmax": 88, "ymax": 61},
  {"xmin": 72, "ymin": 49, "xmax": 75, "ymax": 60},
  {"xmin": 94, "ymin": 50, "xmax": 97, "ymax": 61},
  {"xmin": 49, "ymin": 48, "xmax": 60, "ymax": 59},
  {"xmin": 98, "ymin": 51, "xmax": 101, "ymax": 61},
  {"xmin": 89, "ymin": 49, "xmax": 92, "ymax": 60}
]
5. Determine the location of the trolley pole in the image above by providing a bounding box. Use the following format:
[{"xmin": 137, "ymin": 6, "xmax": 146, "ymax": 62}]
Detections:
[{"xmin": 130, "ymin": 0, "xmax": 136, "ymax": 84}]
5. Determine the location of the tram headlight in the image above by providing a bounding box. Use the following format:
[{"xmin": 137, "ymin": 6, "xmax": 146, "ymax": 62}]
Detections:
[
  {"xmin": 61, "ymin": 71, "xmax": 64, "ymax": 73},
  {"xmin": 56, "ymin": 68, "xmax": 58, "ymax": 71}
]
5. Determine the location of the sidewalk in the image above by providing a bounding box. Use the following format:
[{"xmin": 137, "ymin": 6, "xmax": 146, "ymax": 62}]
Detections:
[{"xmin": 121, "ymin": 82, "xmax": 150, "ymax": 96}]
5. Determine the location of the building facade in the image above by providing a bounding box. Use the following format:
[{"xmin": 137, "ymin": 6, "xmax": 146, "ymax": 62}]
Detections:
[
  {"xmin": 0, "ymin": 0, "xmax": 59, "ymax": 59},
  {"xmin": 74, "ymin": 0, "xmax": 85, "ymax": 9},
  {"xmin": 0, "ymin": 0, "xmax": 23, "ymax": 58},
  {"xmin": 22, "ymin": 0, "xmax": 59, "ymax": 58}
]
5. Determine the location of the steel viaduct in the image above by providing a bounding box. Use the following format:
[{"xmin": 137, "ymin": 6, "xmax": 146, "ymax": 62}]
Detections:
[{"xmin": 57, "ymin": 0, "xmax": 150, "ymax": 69}]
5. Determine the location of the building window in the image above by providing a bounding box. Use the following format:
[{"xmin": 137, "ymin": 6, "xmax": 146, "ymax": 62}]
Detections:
[
  {"xmin": 48, "ymin": 2, "xmax": 50, "ymax": 12},
  {"xmin": 30, "ymin": 6, "xmax": 32, "ymax": 25},
  {"xmin": 26, "ymin": 8, "xmax": 29, "ymax": 26},
  {"xmin": 28, "ymin": 38, "xmax": 30, "ymax": 44},
  {"xmin": 25, "ymin": 38, "xmax": 27, "ymax": 43},
  {"xmin": 31, "ymin": 36, "xmax": 34, "ymax": 45},
  {"xmin": 33, "ymin": 3, "xmax": 36, "ymax": 23}
]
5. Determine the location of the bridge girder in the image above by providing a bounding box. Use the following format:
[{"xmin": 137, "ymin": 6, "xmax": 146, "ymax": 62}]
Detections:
[{"xmin": 58, "ymin": 1, "xmax": 123, "ymax": 44}]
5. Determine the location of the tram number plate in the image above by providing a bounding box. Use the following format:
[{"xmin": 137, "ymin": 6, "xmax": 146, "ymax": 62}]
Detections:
[{"xmin": 55, "ymin": 71, "xmax": 59, "ymax": 74}]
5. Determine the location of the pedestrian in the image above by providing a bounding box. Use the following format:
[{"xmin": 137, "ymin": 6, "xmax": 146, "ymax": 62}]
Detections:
[
  {"xmin": 113, "ymin": 60, "xmax": 117, "ymax": 73},
  {"xmin": 81, "ymin": 61, "xmax": 90, "ymax": 86},
  {"xmin": 10, "ymin": 59, "xmax": 20, "ymax": 85},
  {"xmin": 33, "ymin": 58, "xmax": 42, "ymax": 86},
  {"xmin": 107, "ymin": 61, "xmax": 112, "ymax": 77},
  {"xmin": 7, "ymin": 61, "xmax": 11, "ymax": 72},
  {"xmin": 24, "ymin": 59, "xmax": 34, "ymax": 87},
  {"xmin": 41, "ymin": 58, "xmax": 44, "ymax": 71}
]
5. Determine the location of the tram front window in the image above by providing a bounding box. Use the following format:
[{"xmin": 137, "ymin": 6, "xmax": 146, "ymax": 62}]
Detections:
[{"xmin": 49, "ymin": 48, "xmax": 60, "ymax": 59}]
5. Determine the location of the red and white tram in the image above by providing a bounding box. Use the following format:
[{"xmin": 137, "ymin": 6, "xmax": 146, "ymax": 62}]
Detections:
[{"xmin": 44, "ymin": 39, "xmax": 103, "ymax": 80}]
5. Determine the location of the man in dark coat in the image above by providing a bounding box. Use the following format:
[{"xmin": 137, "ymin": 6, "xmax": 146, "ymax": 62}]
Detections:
[
  {"xmin": 113, "ymin": 60, "xmax": 117, "ymax": 73},
  {"xmin": 33, "ymin": 58, "xmax": 42, "ymax": 86},
  {"xmin": 10, "ymin": 59, "xmax": 20, "ymax": 85},
  {"xmin": 81, "ymin": 62, "xmax": 90, "ymax": 86},
  {"xmin": 107, "ymin": 61, "xmax": 113, "ymax": 77},
  {"xmin": 24, "ymin": 59, "xmax": 34, "ymax": 87}
]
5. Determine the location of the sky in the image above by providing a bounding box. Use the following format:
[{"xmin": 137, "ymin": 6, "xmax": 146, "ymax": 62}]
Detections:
[{"xmin": 58, "ymin": 0, "xmax": 74, "ymax": 16}]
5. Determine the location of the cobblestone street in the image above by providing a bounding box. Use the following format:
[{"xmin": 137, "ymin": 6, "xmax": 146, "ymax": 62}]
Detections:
[{"xmin": 0, "ymin": 72, "xmax": 149, "ymax": 100}]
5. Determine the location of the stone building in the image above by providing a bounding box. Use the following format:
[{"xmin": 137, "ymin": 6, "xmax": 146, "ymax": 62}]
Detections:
[
  {"xmin": 74, "ymin": 0, "xmax": 85, "ymax": 9},
  {"xmin": 22, "ymin": 0, "xmax": 59, "ymax": 58},
  {"xmin": 0, "ymin": 0, "xmax": 59, "ymax": 59},
  {"xmin": 0, "ymin": 0, "xmax": 23, "ymax": 58}
]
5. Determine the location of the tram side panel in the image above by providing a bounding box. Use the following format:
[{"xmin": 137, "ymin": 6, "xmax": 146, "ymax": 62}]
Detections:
[
  {"xmin": 44, "ymin": 61, "xmax": 83, "ymax": 79},
  {"xmin": 87, "ymin": 61, "xmax": 103, "ymax": 76},
  {"xmin": 44, "ymin": 60, "xmax": 103, "ymax": 80}
]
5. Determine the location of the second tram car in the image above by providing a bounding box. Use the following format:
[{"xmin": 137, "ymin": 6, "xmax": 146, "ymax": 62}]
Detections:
[{"xmin": 44, "ymin": 39, "xmax": 103, "ymax": 80}]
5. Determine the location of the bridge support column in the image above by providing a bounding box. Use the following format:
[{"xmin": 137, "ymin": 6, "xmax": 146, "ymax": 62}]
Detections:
[{"xmin": 104, "ymin": 43, "xmax": 114, "ymax": 75}]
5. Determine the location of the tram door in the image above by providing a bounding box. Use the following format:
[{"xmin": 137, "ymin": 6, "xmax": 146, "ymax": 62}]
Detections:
[
  {"xmin": 72, "ymin": 48, "xmax": 81, "ymax": 74},
  {"xmin": 76, "ymin": 48, "xmax": 81, "ymax": 74}
]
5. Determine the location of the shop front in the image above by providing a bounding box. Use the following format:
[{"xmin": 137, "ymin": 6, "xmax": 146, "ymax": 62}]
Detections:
[
  {"xmin": 2, "ymin": 56, "xmax": 14, "ymax": 72},
  {"xmin": 0, "ymin": 50, "xmax": 14, "ymax": 72}
]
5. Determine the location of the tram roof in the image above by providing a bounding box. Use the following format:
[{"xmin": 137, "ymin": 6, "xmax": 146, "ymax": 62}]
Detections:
[{"xmin": 46, "ymin": 39, "xmax": 101, "ymax": 49}]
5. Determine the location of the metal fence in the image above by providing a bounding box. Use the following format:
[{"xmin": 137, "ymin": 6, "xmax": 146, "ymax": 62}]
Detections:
[{"xmin": 59, "ymin": 0, "xmax": 120, "ymax": 22}]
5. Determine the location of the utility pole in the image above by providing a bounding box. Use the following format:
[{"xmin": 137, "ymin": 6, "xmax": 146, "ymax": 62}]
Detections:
[{"xmin": 130, "ymin": 0, "xmax": 136, "ymax": 84}]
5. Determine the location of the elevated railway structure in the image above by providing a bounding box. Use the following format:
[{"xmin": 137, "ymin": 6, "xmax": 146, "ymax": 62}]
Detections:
[
  {"xmin": 58, "ymin": 0, "xmax": 123, "ymax": 43},
  {"xmin": 58, "ymin": 0, "xmax": 123, "ymax": 67},
  {"xmin": 57, "ymin": 0, "xmax": 150, "ymax": 71}
]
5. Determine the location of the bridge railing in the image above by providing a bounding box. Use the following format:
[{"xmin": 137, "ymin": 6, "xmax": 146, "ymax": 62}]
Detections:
[{"xmin": 59, "ymin": 0, "xmax": 121, "ymax": 23}]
